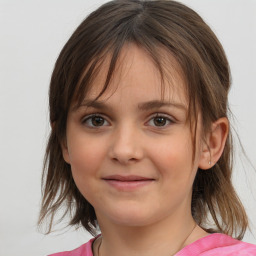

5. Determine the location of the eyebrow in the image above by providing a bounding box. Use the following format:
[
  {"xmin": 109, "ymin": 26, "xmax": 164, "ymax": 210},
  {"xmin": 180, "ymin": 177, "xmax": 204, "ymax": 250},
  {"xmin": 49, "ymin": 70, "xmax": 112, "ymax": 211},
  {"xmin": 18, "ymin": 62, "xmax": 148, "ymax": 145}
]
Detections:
[
  {"xmin": 73, "ymin": 100, "xmax": 110, "ymax": 111},
  {"xmin": 74, "ymin": 99, "xmax": 187, "ymax": 112},
  {"xmin": 137, "ymin": 100, "xmax": 187, "ymax": 111}
]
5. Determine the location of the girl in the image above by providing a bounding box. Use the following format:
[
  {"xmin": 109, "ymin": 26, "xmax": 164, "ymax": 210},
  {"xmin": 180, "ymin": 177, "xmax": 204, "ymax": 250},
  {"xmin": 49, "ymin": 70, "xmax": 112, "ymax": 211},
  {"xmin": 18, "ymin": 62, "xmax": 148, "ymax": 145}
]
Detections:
[{"xmin": 39, "ymin": 0, "xmax": 256, "ymax": 255}]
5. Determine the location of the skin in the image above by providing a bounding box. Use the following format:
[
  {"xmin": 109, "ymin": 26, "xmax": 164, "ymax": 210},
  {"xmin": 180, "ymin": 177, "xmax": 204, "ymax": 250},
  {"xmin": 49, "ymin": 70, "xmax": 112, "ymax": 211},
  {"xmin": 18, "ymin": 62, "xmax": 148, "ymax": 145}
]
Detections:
[{"xmin": 62, "ymin": 44, "xmax": 228, "ymax": 256}]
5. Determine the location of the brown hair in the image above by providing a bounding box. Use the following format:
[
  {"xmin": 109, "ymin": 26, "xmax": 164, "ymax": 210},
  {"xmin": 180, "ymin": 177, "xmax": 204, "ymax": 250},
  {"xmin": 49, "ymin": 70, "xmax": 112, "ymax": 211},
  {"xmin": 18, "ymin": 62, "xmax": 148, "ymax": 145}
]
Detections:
[{"xmin": 39, "ymin": 0, "xmax": 248, "ymax": 239}]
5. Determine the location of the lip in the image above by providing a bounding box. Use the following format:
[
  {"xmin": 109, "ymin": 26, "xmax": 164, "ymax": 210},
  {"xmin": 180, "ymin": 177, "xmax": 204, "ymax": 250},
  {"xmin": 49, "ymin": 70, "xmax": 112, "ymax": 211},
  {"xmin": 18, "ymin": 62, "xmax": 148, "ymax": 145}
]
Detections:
[{"xmin": 102, "ymin": 175, "xmax": 155, "ymax": 191}]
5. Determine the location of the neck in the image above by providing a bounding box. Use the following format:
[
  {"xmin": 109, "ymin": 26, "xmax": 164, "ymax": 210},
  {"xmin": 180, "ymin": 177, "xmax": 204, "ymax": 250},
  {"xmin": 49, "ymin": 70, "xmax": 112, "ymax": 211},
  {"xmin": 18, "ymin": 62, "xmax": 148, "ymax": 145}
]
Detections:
[{"xmin": 95, "ymin": 210, "xmax": 207, "ymax": 256}]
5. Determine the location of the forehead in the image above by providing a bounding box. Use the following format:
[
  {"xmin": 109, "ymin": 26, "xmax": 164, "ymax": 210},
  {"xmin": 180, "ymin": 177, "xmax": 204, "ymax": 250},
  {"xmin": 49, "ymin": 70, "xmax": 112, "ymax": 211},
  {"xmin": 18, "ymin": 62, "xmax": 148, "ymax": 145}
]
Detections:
[{"xmin": 76, "ymin": 43, "xmax": 188, "ymax": 107}]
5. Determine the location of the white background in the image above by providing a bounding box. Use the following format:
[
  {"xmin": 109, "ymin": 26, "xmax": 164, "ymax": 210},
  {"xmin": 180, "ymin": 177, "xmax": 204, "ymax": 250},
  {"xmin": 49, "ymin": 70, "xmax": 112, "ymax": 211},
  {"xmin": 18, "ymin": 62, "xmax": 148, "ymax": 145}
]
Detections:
[{"xmin": 0, "ymin": 0, "xmax": 255, "ymax": 255}]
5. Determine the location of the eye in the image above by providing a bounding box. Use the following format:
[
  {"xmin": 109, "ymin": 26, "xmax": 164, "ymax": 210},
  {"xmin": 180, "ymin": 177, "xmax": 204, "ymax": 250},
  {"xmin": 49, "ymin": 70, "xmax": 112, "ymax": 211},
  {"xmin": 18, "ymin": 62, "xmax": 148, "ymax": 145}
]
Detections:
[
  {"xmin": 82, "ymin": 114, "xmax": 109, "ymax": 128},
  {"xmin": 147, "ymin": 114, "xmax": 174, "ymax": 127}
]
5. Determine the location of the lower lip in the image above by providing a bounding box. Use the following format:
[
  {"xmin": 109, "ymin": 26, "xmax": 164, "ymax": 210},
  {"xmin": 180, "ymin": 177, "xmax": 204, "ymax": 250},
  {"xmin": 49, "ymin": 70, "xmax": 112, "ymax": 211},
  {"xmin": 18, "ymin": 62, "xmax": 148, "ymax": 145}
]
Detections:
[{"xmin": 103, "ymin": 179, "xmax": 154, "ymax": 191}]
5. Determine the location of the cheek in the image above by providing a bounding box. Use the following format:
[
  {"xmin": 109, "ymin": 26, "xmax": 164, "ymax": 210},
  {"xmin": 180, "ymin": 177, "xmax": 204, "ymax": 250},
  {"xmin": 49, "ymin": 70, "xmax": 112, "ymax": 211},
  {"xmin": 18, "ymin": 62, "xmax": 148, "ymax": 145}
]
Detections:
[
  {"xmin": 67, "ymin": 135, "xmax": 106, "ymax": 178},
  {"xmin": 149, "ymin": 132, "xmax": 197, "ymax": 197},
  {"xmin": 152, "ymin": 135, "xmax": 193, "ymax": 172},
  {"xmin": 66, "ymin": 138, "xmax": 106, "ymax": 204}
]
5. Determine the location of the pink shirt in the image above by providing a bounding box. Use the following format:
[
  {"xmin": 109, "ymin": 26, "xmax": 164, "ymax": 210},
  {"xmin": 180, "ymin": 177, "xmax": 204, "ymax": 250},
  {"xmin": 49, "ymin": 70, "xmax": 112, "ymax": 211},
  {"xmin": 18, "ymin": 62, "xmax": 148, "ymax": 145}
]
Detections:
[{"xmin": 49, "ymin": 233, "xmax": 256, "ymax": 256}]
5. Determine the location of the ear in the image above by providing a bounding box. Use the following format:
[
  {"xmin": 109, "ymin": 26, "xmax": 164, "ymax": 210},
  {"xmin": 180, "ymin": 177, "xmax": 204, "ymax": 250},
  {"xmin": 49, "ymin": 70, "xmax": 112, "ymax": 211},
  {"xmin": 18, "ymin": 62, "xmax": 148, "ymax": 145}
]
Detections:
[
  {"xmin": 61, "ymin": 139, "xmax": 71, "ymax": 164},
  {"xmin": 198, "ymin": 117, "xmax": 229, "ymax": 170},
  {"xmin": 51, "ymin": 121, "xmax": 71, "ymax": 164}
]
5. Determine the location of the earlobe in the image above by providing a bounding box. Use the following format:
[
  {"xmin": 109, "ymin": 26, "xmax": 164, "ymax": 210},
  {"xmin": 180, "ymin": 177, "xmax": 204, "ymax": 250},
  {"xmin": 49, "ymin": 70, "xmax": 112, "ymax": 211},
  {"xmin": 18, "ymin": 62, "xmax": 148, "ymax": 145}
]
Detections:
[{"xmin": 199, "ymin": 117, "xmax": 229, "ymax": 170}]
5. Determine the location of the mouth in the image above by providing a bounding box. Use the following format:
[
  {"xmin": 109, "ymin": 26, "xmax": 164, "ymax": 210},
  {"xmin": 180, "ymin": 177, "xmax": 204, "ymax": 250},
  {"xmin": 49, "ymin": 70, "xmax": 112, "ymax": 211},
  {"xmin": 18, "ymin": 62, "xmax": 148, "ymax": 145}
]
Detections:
[{"xmin": 102, "ymin": 175, "xmax": 155, "ymax": 191}]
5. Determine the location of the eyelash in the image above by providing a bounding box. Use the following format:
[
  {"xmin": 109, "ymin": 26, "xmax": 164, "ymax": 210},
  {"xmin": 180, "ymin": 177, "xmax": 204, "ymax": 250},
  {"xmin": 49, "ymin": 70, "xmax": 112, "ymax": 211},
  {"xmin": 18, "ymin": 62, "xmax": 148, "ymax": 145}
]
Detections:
[
  {"xmin": 81, "ymin": 113, "xmax": 175, "ymax": 128},
  {"xmin": 81, "ymin": 113, "xmax": 110, "ymax": 128},
  {"xmin": 147, "ymin": 113, "xmax": 175, "ymax": 128}
]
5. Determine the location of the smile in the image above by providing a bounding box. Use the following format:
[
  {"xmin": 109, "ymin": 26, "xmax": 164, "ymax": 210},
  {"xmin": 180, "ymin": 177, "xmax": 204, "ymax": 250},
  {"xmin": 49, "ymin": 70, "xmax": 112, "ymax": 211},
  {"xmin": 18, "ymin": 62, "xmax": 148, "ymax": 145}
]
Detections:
[{"xmin": 102, "ymin": 175, "xmax": 155, "ymax": 191}]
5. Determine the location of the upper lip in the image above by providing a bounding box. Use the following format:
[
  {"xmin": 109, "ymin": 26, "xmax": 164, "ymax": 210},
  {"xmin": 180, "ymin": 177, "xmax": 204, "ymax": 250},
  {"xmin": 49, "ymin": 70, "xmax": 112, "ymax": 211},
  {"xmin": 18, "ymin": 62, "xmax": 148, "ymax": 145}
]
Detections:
[{"xmin": 102, "ymin": 175, "xmax": 154, "ymax": 181}]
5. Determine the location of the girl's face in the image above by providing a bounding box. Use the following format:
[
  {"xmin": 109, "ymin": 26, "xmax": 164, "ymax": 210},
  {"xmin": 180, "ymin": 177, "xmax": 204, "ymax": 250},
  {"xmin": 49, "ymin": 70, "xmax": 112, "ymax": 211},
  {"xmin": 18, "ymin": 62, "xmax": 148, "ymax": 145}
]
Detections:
[{"xmin": 62, "ymin": 44, "xmax": 206, "ymax": 227}]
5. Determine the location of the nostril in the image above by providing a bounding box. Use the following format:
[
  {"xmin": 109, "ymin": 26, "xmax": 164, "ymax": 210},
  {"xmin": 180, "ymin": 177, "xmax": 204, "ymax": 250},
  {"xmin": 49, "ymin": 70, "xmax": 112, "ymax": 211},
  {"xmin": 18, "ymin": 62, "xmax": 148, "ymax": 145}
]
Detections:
[{"xmin": 111, "ymin": 157, "xmax": 138, "ymax": 164}]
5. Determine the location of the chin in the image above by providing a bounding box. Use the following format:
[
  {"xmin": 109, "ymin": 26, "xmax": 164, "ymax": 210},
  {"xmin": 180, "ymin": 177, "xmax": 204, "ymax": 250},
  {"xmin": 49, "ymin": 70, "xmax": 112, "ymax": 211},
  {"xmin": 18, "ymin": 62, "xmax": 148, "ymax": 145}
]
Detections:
[{"xmin": 104, "ymin": 206, "xmax": 162, "ymax": 227}]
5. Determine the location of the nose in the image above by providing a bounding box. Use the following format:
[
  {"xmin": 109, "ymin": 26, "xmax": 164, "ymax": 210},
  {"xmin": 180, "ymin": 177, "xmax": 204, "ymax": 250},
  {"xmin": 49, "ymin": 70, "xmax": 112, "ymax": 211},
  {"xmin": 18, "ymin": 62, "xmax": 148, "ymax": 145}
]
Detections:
[{"xmin": 108, "ymin": 125, "xmax": 144, "ymax": 165}]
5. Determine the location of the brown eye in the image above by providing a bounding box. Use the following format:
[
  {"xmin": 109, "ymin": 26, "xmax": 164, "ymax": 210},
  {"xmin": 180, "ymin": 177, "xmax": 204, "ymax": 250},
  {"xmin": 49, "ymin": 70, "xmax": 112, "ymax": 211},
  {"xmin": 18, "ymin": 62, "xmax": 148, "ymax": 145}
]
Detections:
[
  {"xmin": 147, "ymin": 114, "xmax": 174, "ymax": 128},
  {"xmin": 153, "ymin": 116, "xmax": 167, "ymax": 126},
  {"xmin": 82, "ymin": 114, "xmax": 109, "ymax": 127},
  {"xmin": 91, "ymin": 116, "xmax": 105, "ymax": 126}
]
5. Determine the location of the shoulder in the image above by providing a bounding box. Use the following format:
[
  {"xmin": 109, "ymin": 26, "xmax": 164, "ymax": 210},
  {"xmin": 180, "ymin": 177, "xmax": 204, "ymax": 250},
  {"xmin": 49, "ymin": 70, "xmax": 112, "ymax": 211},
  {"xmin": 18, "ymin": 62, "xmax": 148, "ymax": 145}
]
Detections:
[
  {"xmin": 177, "ymin": 233, "xmax": 256, "ymax": 256},
  {"xmin": 48, "ymin": 237, "xmax": 96, "ymax": 256}
]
